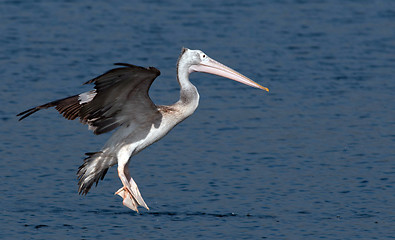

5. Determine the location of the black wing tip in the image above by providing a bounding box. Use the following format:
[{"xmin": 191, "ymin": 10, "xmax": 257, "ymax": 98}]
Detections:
[
  {"xmin": 16, "ymin": 108, "xmax": 39, "ymax": 121},
  {"xmin": 84, "ymin": 63, "xmax": 161, "ymax": 85},
  {"xmin": 114, "ymin": 62, "xmax": 137, "ymax": 67},
  {"xmin": 17, "ymin": 107, "xmax": 35, "ymax": 117},
  {"xmin": 148, "ymin": 66, "xmax": 161, "ymax": 76},
  {"xmin": 83, "ymin": 63, "xmax": 137, "ymax": 85},
  {"xmin": 114, "ymin": 63, "xmax": 160, "ymax": 76},
  {"xmin": 17, "ymin": 116, "xmax": 27, "ymax": 121},
  {"xmin": 18, "ymin": 95, "xmax": 81, "ymax": 121}
]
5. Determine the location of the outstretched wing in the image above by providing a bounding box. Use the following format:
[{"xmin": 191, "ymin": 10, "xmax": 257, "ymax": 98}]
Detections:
[{"xmin": 17, "ymin": 63, "xmax": 162, "ymax": 135}]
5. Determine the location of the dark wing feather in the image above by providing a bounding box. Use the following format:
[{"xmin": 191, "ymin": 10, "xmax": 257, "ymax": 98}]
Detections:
[
  {"xmin": 80, "ymin": 64, "xmax": 161, "ymax": 134},
  {"xmin": 17, "ymin": 63, "xmax": 162, "ymax": 135},
  {"xmin": 17, "ymin": 95, "xmax": 80, "ymax": 121}
]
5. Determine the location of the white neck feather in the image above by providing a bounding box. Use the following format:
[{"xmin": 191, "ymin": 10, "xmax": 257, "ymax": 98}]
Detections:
[{"xmin": 175, "ymin": 54, "xmax": 200, "ymax": 116}]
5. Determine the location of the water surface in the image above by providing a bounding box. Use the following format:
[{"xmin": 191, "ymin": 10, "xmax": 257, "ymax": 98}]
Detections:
[{"xmin": 0, "ymin": 0, "xmax": 394, "ymax": 239}]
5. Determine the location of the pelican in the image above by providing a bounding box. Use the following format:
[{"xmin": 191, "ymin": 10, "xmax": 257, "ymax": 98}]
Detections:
[{"xmin": 17, "ymin": 48, "xmax": 269, "ymax": 212}]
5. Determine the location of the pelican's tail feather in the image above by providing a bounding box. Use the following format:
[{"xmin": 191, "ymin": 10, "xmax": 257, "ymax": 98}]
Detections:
[{"xmin": 77, "ymin": 151, "xmax": 116, "ymax": 195}]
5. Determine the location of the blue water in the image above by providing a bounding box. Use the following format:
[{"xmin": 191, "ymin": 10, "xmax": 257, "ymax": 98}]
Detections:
[{"xmin": 1, "ymin": 0, "xmax": 394, "ymax": 239}]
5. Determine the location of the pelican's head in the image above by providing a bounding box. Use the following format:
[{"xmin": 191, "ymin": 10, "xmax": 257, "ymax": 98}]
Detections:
[{"xmin": 177, "ymin": 48, "xmax": 269, "ymax": 91}]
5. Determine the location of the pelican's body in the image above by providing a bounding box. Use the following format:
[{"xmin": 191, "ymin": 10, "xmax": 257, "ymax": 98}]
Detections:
[{"xmin": 18, "ymin": 48, "xmax": 268, "ymax": 211}]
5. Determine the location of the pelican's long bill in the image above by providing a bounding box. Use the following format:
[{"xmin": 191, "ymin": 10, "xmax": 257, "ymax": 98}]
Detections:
[{"xmin": 189, "ymin": 57, "xmax": 269, "ymax": 91}]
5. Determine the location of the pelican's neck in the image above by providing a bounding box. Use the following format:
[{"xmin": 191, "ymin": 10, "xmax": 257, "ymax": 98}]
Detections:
[
  {"xmin": 176, "ymin": 60, "xmax": 200, "ymax": 114},
  {"xmin": 177, "ymin": 59, "xmax": 194, "ymax": 90}
]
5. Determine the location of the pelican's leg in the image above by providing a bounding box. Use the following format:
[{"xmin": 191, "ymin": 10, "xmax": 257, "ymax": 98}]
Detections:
[
  {"xmin": 124, "ymin": 165, "xmax": 149, "ymax": 210},
  {"xmin": 115, "ymin": 162, "xmax": 139, "ymax": 211},
  {"xmin": 115, "ymin": 148, "xmax": 149, "ymax": 211}
]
